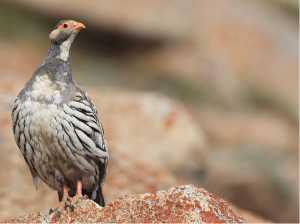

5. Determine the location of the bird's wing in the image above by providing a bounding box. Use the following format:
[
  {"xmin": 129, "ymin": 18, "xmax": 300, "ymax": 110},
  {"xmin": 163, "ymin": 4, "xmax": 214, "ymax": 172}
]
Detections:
[{"xmin": 60, "ymin": 86, "xmax": 108, "ymax": 178}]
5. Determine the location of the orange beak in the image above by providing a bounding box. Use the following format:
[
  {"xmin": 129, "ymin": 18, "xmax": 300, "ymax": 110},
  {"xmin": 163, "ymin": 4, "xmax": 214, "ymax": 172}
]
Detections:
[{"xmin": 71, "ymin": 22, "xmax": 86, "ymax": 31}]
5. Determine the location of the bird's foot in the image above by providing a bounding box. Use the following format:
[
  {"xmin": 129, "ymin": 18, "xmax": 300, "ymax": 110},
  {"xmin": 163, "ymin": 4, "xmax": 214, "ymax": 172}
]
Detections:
[
  {"xmin": 70, "ymin": 194, "xmax": 89, "ymax": 212},
  {"xmin": 49, "ymin": 196, "xmax": 71, "ymax": 218}
]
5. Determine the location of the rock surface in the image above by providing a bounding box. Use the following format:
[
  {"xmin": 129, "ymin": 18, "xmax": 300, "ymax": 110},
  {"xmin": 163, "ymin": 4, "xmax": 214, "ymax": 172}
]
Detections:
[
  {"xmin": 90, "ymin": 89, "xmax": 206, "ymax": 174},
  {"xmin": 229, "ymin": 204, "xmax": 272, "ymax": 223},
  {"xmin": 6, "ymin": 185, "xmax": 246, "ymax": 223}
]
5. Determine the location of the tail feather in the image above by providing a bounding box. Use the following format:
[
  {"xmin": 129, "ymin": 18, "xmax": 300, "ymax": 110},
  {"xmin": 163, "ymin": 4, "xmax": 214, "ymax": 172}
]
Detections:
[{"xmin": 95, "ymin": 185, "xmax": 105, "ymax": 207}]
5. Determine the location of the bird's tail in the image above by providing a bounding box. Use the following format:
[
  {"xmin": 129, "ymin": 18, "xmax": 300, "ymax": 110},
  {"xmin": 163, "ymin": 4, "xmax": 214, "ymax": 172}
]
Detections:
[{"xmin": 95, "ymin": 185, "xmax": 105, "ymax": 207}]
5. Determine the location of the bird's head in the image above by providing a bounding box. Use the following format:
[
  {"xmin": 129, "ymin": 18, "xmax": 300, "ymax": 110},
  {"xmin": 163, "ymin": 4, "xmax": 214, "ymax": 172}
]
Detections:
[
  {"xmin": 47, "ymin": 20, "xmax": 85, "ymax": 61},
  {"xmin": 49, "ymin": 20, "xmax": 86, "ymax": 44}
]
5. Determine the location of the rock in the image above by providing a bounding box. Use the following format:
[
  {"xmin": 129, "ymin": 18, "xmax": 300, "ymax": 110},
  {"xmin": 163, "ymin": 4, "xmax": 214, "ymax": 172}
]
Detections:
[
  {"xmin": 197, "ymin": 108, "xmax": 299, "ymax": 152},
  {"xmin": 6, "ymin": 185, "xmax": 246, "ymax": 223},
  {"xmin": 194, "ymin": 107, "xmax": 299, "ymax": 223},
  {"xmin": 103, "ymin": 150, "xmax": 183, "ymax": 203},
  {"xmin": 90, "ymin": 89, "xmax": 206, "ymax": 175},
  {"xmin": 11, "ymin": 0, "xmax": 192, "ymax": 40},
  {"xmin": 229, "ymin": 203, "xmax": 272, "ymax": 223}
]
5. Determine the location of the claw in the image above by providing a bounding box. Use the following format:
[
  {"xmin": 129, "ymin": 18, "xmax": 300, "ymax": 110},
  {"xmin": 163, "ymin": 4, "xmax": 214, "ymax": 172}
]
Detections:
[
  {"xmin": 64, "ymin": 180, "xmax": 85, "ymax": 213},
  {"xmin": 49, "ymin": 185, "xmax": 70, "ymax": 217}
]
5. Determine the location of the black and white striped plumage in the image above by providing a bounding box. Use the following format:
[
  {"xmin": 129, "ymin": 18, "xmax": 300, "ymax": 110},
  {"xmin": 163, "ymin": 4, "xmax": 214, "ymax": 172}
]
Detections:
[{"xmin": 11, "ymin": 20, "xmax": 108, "ymax": 208}]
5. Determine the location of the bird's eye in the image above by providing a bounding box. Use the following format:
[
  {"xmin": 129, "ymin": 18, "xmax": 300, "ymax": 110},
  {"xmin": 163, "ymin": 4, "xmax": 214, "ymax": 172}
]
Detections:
[{"xmin": 63, "ymin": 24, "xmax": 68, "ymax": 28}]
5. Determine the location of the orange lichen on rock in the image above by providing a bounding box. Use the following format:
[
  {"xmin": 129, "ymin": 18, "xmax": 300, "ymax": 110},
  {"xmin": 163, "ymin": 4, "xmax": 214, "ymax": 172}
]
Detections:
[{"xmin": 6, "ymin": 185, "xmax": 246, "ymax": 223}]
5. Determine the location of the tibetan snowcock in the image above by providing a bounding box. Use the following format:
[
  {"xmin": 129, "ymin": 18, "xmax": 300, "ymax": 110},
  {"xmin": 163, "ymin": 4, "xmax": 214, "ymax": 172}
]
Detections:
[{"xmin": 11, "ymin": 20, "xmax": 108, "ymax": 218}]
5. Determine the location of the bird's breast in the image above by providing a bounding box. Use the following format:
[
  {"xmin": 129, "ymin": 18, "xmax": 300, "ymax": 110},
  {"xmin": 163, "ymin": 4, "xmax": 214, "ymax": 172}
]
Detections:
[
  {"xmin": 28, "ymin": 74, "xmax": 68, "ymax": 104},
  {"xmin": 21, "ymin": 99, "xmax": 61, "ymax": 141}
]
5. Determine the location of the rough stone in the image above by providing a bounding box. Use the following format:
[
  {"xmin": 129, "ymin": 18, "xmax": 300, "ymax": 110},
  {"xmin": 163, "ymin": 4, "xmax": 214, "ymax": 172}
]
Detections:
[
  {"xmin": 6, "ymin": 185, "xmax": 246, "ymax": 223},
  {"xmin": 90, "ymin": 89, "xmax": 206, "ymax": 174}
]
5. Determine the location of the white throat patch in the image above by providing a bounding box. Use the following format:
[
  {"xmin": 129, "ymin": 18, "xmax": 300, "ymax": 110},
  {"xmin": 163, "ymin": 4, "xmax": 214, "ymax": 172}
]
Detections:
[{"xmin": 57, "ymin": 39, "xmax": 72, "ymax": 61}]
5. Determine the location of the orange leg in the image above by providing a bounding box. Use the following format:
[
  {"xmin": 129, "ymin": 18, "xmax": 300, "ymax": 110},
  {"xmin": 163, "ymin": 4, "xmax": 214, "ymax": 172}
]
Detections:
[
  {"xmin": 49, "ymin": 185, "xmax": 70, "ymax": 218},
  {"xmin": 70, "ymin": 180, "xmax": 88, "ymax": 212},
  {"xmin": 77, "ymin": 180, "xmax": 82, "ymax": 195}
]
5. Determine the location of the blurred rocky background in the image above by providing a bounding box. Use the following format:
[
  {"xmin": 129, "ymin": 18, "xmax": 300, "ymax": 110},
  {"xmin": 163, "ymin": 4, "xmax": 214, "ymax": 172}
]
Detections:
[{"xmin": 0, "ymin": 0, "xmax": 298, "ymax": 223}]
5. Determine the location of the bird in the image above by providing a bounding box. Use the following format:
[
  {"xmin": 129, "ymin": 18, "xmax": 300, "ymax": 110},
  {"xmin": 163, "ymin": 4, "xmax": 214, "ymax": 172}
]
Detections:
[{"xmin": 11, "ymin": 20, "xmax": 108, "ymax": 217}]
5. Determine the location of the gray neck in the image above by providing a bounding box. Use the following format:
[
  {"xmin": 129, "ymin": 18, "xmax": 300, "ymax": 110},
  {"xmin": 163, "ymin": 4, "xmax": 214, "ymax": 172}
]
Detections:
[
  {"xmin": 45, "ymin": 38, "xmax": 72, "ymax": 61},
  {"xmin": 18, "ymin": 37, "xmax": 77, "ymax": 103},
  {"xmin": 39, "ymin": 40, "xmax": 72, "ymax": 77}
]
